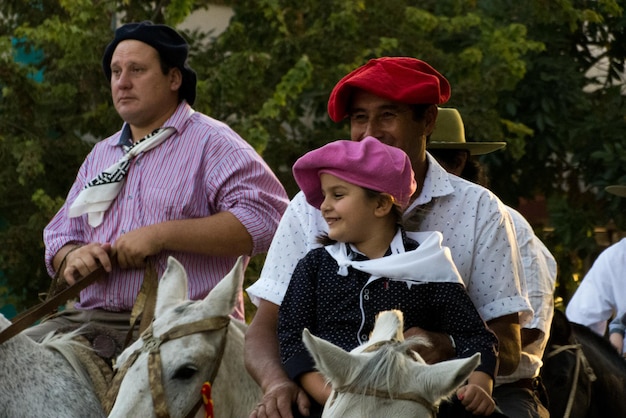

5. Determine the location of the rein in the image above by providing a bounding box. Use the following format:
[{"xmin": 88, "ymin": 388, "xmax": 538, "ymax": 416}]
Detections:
[
  {"xmin": 332, "ymin": 339, "xmax": 437, "ymax": 416},
  {"xmin": 0, "ymin": 262, "xmax": 152, "ymax": 347},
  {"xmin": 0, "ymin": 269, "xmax": 103, "ymax": 345},
  {"xmin": 103, "ymin": 315, "xmax": 231, "ymax": 418},
  {"xmin": 544, "ymin": 342, "xmax": 597, "ymax": 418}
]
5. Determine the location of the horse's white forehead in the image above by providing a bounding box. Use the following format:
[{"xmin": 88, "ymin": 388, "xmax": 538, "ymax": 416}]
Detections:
[
  {"xmin": 114, "ymin": 300, "xmax": 212, "ymax": 369},
  {"xmin": 152, "ymin": 300, "xmax": 204, "ymax": 332}
]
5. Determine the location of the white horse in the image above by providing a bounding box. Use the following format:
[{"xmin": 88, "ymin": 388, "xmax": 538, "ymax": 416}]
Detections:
[
  {"xmin": 107, "ymin": 256, "xmax": 262, "ymax": 417},
  {"xmin": 0, "ymin": 313, "xmax": 106, "ymax": 417},
  {"xmin": 303, "ymin": 309, "xmax": 481, "ymax": 418}
]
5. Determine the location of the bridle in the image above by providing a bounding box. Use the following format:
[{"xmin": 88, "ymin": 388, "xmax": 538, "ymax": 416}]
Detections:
[
  {"xmin": 330, "ymin": 339, "xmax": 438, "ymax": 416},
  {"xmin": 103, "ymin": 315, "xmax": 231, "ymax": 418},
  {"xmin": 544, "ymin": 342, "xmax": 597, "ymax": 418}
]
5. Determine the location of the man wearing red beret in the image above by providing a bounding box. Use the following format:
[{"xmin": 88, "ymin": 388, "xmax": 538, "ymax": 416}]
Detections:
[{"xmin": 246, "ymin": 57, "xmax": 532, "ymax": 418}]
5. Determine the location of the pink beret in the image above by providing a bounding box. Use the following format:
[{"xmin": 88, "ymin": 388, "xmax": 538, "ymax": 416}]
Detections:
[
  {"xmin": 292, "ymin": 136, "xmax": 416, "ymax": 209},
  {"xmin": 327, "ymin": 57, "xmax": 451, "ymax": 122}
]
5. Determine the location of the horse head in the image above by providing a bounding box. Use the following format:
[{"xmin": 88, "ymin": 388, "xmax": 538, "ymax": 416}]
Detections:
[
  {"xmin": 107, "ymin": 256, "xmax": 261, "ymax": 418},
  {"xmin": 541, "ymin": 309, "xmax": 596, "ymax": 418},
  {"xmin": 303, "ymin": 309, "xmax": 481, "ymax": 418}
]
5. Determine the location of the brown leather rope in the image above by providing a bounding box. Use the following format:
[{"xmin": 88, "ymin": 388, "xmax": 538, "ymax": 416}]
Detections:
[
  {"xmin": 124, "ymin": 260, "xmax": 158, "ymax": 347},
  {"xmin": 0, "ymin": 269, "xmax": 104, "ymax": 345}
]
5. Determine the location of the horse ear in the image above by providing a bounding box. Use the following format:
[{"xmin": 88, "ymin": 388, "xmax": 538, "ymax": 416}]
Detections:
[
  {"xmin": 0, "ymin": 313, "xmax": 10, "ymax": 331},
  {"xmin": 410, "ymin": 352, "xmax": 481, "ymax": 403},
  {"xmin": 155, "ymin": 256, "xmax": 189, "ymax": 317},
  {"xmin": 201, "ymin": 256, "xmax": 244, "ymax": 316},
  {"xmin": 302, "ymin": 328, "xmax": 362, "ymax": 388}
]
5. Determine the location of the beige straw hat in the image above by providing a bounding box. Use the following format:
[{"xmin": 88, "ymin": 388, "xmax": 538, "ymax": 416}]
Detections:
[
  {"xmin": 428, "ymin": 108, "xmax": 507, "ymax": 155},
  {"xmin": 606, "ymin": 185, "xmax": 626, "ymax": 197}
]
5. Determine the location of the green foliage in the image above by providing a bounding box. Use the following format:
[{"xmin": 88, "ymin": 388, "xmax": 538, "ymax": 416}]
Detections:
[
  {"xmin": 481, "ymin": 0, "xmax": 626, "ymax": 302},
  {"xmin": 1, "ymin": 0, "xmax": 625, "ymax": 313}
]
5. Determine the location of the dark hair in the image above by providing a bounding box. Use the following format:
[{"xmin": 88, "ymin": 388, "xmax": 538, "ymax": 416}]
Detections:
[
  {"xmin": 428, "ymin": 148, "xmax": 491, "ymax": 188},
  {"xmin": 316, "ymin": 188, "xmax": 403, "ymax": 246},
  {"xmin": 463, "ymin": 158, "xmax": 491, "ymax": 188},
  {"xmin": 157, "ymin": 56, "xmax": 179, "ymax": 93},
  {"xmin": 410, "ymin": 103, "xmax": 432, "ymax": 121},
  {"xmin": 428, "ymin": 148, "xmax": 468, "ymax": 173}
]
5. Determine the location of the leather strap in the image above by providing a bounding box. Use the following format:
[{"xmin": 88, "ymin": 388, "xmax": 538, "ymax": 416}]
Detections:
[
  {"xmin": 0, "ymin": 269, "xmax": 104, "ymax": 345},
  {"xmin": 124, "ymin": 260, "xmax": 158, "ymax": 347}
]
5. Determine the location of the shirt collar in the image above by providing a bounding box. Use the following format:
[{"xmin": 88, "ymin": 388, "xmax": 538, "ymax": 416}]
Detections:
[
  {"xmin": 346, "ymin": 227, "xmax": 418, "ymax": 261},
  {"xmin": 114, "ymin": 101, "xmax": 194, "ymax": 148},
  {"xmin": 405, "ymin": 152, "xmax": 455, "ymax": 213}
]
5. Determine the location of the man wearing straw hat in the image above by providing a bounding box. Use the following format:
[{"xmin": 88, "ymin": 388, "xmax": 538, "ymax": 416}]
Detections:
[
  {"xmin": 567, "ymin": 184, "xmax": 626, "ymax": 355},
  {"xmin": 428, "ymin": 107, "xmax": 556, "ymax": 418}
]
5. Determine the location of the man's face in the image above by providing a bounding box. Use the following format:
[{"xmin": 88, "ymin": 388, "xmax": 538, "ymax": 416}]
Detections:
[
  {"xmin": 347, "ymin": 90, "xmax": 432, "ymax": 167},
  {"xmin": 109, "ymin": 40, "xmax": 181, "ymax": 133}
]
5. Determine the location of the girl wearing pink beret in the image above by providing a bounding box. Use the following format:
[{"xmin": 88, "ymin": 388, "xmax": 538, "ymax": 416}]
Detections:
[{"xmin": 277, "ymin": 136, "xmax": 499, "ymax": 417}]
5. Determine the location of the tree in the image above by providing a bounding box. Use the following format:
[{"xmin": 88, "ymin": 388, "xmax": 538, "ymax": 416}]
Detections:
[
  {"xmin": 480, "ymin": 0, "xmax": 626, "ymax": 302},
  {"xmin": 1, "ymin": 0, "xmax": 625, "ymax": 312},
  {"xmin": 0, "ymin": 0, "xmax": 196, "ymax": 310}
]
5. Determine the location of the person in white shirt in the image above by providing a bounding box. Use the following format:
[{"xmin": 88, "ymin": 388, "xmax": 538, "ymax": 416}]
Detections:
[
  {"xmin": 567, "ymin": 183, "xmax": 626, "ymax": 354},
  {"xmin": 428, "ymin": 107, "xmax": 556, "ymax": 418},
  {"xmin": 245, "ymin": 57, "xmax": 531, "ymax": 418}
]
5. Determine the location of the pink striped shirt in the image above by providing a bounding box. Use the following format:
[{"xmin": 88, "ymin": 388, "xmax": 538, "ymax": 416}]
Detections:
[{"xmin": 44, "ymin": 102, "xmax": 288, "ymax": 319}]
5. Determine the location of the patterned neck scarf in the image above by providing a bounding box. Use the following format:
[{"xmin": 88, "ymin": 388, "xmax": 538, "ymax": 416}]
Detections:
[{"xmin": 68, "ymin": 127, "xmax": 176, "ymax": 227}]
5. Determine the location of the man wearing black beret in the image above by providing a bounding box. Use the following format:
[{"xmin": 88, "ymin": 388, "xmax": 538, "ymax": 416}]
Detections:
[{"xmin": 29, "ymin": 21, "xmax": 288, "ymax": 340}]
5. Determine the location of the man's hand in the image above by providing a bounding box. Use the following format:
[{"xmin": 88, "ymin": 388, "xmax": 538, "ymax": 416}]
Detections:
[
  {"xmin": 246, "ymin": 300, "xmax": 312, "ymax": 418},
  {"xmin": 62, "ymin": 243, "xmax": 113, "ymax": 284},
  {"xmin": 113, "ymin": 224, "xmax": 163, "ymax": 269},
  {"xmin": 403, "ymin": 326, "xmax": 455, "ymax": 364},
  {"xmin": 250, "ymin": 379, "xmax": 311, "ymax": 418}
]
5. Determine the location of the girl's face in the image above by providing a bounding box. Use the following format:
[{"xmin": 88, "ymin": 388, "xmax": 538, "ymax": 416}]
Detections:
[{"xmin": 319, "ymin": 173, "xmax": 381, "ymax": 245}]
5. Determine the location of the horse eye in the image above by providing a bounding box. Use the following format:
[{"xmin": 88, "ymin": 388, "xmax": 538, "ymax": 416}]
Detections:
[{"xmin": 172, "ymin": 365, "xmax": 198, "ymax": 380}]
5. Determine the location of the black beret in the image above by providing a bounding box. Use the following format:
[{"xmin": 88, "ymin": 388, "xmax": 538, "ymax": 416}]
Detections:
[{"xmin": 102, "ymin": 21, "xmax": 197, "ymax": 105}]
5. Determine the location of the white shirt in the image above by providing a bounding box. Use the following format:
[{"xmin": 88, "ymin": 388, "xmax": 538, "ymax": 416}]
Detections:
[
  {"xmin": 498, "ymin": 207, "xmax": 557, "ymax": 384},
  {"xmin": 248, "ymin": 153, "xmax": 532, "ymax": 327},
  {"xmin": 566, "ymin": 237, "xmax": 626, "ymax": 335}
]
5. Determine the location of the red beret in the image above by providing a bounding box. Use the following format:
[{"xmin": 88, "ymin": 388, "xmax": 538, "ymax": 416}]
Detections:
[{"xmin": 328, "ymin": 57, "xmax": 451, "ymax": 122}]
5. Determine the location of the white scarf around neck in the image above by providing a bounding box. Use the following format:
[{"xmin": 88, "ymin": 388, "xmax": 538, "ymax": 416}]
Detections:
[{"xmin": 324, "ymin": 230, "xmax": 463, "ymax": 286}]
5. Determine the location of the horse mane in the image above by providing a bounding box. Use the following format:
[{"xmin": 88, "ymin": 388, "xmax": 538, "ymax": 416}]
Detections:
[
  {"xmin": 330, "ymin": 339, "xmax": 412, "ymax": 415},
  {"xmin": 342, "ymin": 337, "xmax": 424, "ymax": 395},
  {"xmin": 40, "ymin": 329, "xmax": 95, "ymax": 386},
  {"xmin": 326, "ymin": 336, "xmax": 439, "ymax": 417}
]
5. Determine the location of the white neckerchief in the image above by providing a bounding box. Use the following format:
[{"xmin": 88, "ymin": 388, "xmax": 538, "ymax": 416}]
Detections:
[
  {"xmin": 68, "ymin": 127, "xmax": 176, "ymax": 227},
  {"xmin": 324, "ymin": 230, "xmax": 463, "ymax": 286}
]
